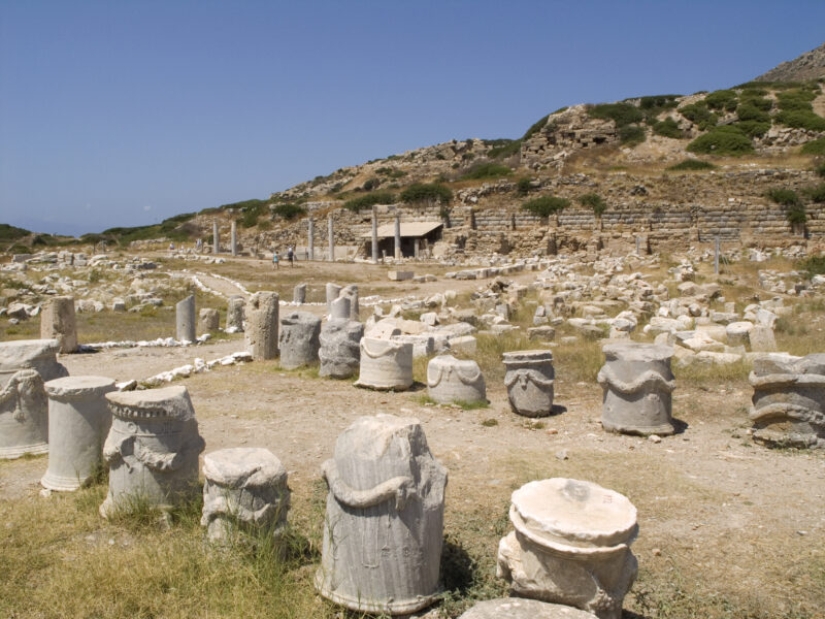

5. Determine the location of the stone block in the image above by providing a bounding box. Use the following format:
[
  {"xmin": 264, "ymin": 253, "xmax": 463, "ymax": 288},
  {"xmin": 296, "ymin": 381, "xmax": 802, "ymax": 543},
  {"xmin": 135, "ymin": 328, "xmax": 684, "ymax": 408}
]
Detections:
[{"xmin": 388, "ymin": 270, "xmax": 414, "ymax": 281}]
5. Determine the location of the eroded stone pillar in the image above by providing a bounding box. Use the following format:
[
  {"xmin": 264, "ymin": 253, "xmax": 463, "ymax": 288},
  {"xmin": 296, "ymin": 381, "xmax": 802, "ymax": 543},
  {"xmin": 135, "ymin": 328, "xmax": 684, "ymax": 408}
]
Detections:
[
  {"xmin": 199, "ymin": 308, "xmax": 220, "ymax": 332},
  {"xmin": 427, "ymin": 354, "xmax": 486, "ymax": 405},
  {"xmin": 330, "ymin": 295, "xmax": 350, "ymax": 322},
  {"xmin": 355, "ymin": 338, "xmax": 413, "ymax": 391},
  {"xmin": 503, "ymin": 350, "xmax": 555, "ymax": 417},
  {"xmin": 245, "ymin": 292, "xmax": 279, "ymax": 360},
  {"xmin": 40, "ymin": 296, "xmax": 77, "ymax": 353},
  {"xmin": 0, "ymin": 339, "xmax": 68, "ymax": 459},
  {"xmin": 597, "ymin": 343, "xmax": 675, "ymax": 436},
  {"xmin": 213, "ymin": 220, "xmax": 219, "ymax": 254},
  {"xmin": 497, "ymin": 478, "xmax": 639, "ymax": 619},
  {"xmin": 328, "ymin": 214, "xmax": 335, "ymax": 262},
  {"xmin": 226, "ymin": 295, "xmax": 245, "ymax": 332},
  {"xmin": 279, "ymin": 311, "xmax": 321, "ymax": 369},
  {"xmin": 315, "ymin": 415, "xmax": 447, "ymax": 615},
  {"xmin": 230, "ymin": 221, "xmax": 237, "ymax": 256},
  {"xmin": 326, "ymin": 283, "xmax": 342, "ymax": 317},
  {"xmin": 749, "ymin": 353, "xmax": 825, "ymax": 449},
  {"xmin": 101, "ymin": 386, "xmax": 205, "ymax": 517},
  {"xmin": 293, "ymin": 283, "xmax": 307, "ymax": 305},
  {"xmin": 371, "ymin": 206, "xmax": 379, "ymax": 262},
  {"xmin": 176, "ymin": 295, "xmax": 196, "ymax": 343},
  {"xmin": 308, "ymin": 217, "xmax": 315, "ymax": 260},
  {"xmin": 394, "ymin": 213, "xmax": 401, "ymax": 259},
  {"xmin": 201, "ymin": 447, "xmax": 290, "ymax": 546},
  {"xmin": 41, "ymin": 376, "xmax": 115, "ymax": 491},
  {"xmin": 340, "ymin": 284, "xmax": 359, "ymax": 321},
  {"xmin": 319, "ymin": 318, "xmax": 364, "ymax": 379}
]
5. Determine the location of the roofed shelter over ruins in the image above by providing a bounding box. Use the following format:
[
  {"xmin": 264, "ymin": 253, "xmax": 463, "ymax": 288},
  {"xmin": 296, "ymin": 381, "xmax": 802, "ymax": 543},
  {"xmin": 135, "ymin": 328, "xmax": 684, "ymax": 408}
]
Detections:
[{"xmin": 361, "ymin": 222, "xmax": 443, "ymax": 258}]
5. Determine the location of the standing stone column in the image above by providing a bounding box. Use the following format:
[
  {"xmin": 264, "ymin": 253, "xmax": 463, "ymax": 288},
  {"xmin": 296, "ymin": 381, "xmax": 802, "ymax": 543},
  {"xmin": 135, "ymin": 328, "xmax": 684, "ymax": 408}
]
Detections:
[
  {"xmin": 325, "ymin": 283, "xmax": 342, "ymax": 317},
  {"xmin": 41, "ymin": 376, "xmax": 115, "ymax": 491},
  {"xmin": 328, "ymin": 214, "xmax": 335, "ymax": 262},
  {"xmin": 245, "ymin": 291, "xmax": 279, "ymax": 360},
  {"xmin": 201, "ymin": 447, "xmax": 290, "ymax": 547},
  {"xmin": 497, "ymin": 478, "xmax": 639, "ymax": 619},
  {"xmin": 340, "ymin": 284, "xmax": 359, "ymax": 321},
  {"xmin": 308, "ymin": 217, "xmax": 315, "ymax": 261},
  {"xmin": 394, "ymin": 213, "xmax": 401, "ymax": 259},
  {"xmin": 293, "ymin": 283, "xmax": 307, "ymax": 305},
  {"xmin": 213, "ymin": 220, "xmax": 219, "ymax": 254},
  {"xmin": 230, "ymin": 221, "xmax": 238, "ymax": 256},
  {"xmin": 371, "ymin": 206, "xmax": 379, "ymax": 262},
  {"xmin": 226, "ymin": 295, "xmax": 246, "ymax": 332},
  {"xmin": 503, "ymin": 350, "xmax": 555, "ymax": 418},
  {"xmin": 319, "ymin": 311, "xmax": 364, "ymax": 379},
  {"xmin": 279, "ymin": 311, "xmax": 321, "ymax": 369},
  {"xmin": 40, "ymin": 296, "xmax": 78, "ymax": 353},
  {"xmin": 176, "ymin": 295, "xmax": 196, "ymax": 343},
  {"xmin": 0, "ymin": 339, "xmax": 68, "ymax": 459},
  {"xmin": 199, "ymin": 308, "xmax": 220, "ymax": 332},
  {"xmin": 597, "ymin": 343, "xmax": 675, "ymax": 436},
  {"xmin": 315, "ymin": 415, "xmax": 447, "ymax": 615},
  {"xmin": 101, "ymin": 386, "xmax": 205, "ymax": 517}
]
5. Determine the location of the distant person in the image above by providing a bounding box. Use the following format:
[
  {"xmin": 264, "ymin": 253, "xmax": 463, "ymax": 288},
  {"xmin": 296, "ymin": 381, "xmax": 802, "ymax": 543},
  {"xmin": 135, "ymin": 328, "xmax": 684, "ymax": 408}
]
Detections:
[
  {"xmin": 287, "ymin": 246, "xmax": 295, "ymax": 267},
  {"xmin": 272, "ymin": 251, "xmax": 279, "ymax": 269},
  {"xmin": 169, "ymin": 242, "xmax": 175, "ymax": 252}
]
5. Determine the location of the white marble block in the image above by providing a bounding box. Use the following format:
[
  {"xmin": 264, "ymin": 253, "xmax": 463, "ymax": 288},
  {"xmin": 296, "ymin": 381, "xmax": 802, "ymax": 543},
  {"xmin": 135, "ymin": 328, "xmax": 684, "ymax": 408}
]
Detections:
[
  {"xmin": 41, "ymin": 375, "xmax": 115, "ymax": 491},
  {"xmin": 427, "ymin": 354, "xmax": 486, "ymax": 405},
  {"xmin": 355, "ymin": 337, "xmax": 414, "ymax": 391},
  {"xmin": 315, "ymin": 415, "xmax": 448, "ymax": 615},
  {"xmin": 497, "ymin": 478, "xmax": 639, "ymax": 619},
  {"xmin": 201, "ymin": 447, "xmax": 290, "ymax": 546},
  {"xmin": 100, "ymin": 386, "xmax": 205, "ymax": 517},
  {"xmin": 503, "ymin": 350, "xmax": 555, "ymax": 417},
  {"xmin": 176, "ymin": 295, "xmax": 196, "ymax": 343}
]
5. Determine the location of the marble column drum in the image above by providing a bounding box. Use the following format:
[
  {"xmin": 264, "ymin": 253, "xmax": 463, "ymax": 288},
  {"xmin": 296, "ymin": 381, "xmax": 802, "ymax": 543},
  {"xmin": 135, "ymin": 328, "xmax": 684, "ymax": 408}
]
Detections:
[
  {"xmin": 497, "ymin": 478, "xmax": 639, "ymax": 619},
  {"xmin": 100, "ymin": 386, "xmax": 205, "ymax": 517},
  {"xmin": 0, "ymin": 339, "xmax": 68, "ymax": 459},
  {"xmin": 427, "ymin": 354, "xmax": 486, "ymax": 405},
  {"xmin": 41, "ymin": 375, "xmax": 116, "ymax": 491},
  {"xmin": 245, "ymin": 291, "xmax": 279, "ymax": 360},
  {"xmin": 278, "ymin": 311, "xmax": 321, "ymax": 369},
  {"xmin": 316, "ymin": 415, "xmax": 448, "ymax": 615},
  {"xmin": 355, "ymin": 337, "xmax": 414, "ymax": 391},
  {"xmin": 503, "ymin": 350, "xmax": 555, "ymax": 417},
  {"xmin": 597, "ymin": 343, "xmax": 675, "ymax": 436}
]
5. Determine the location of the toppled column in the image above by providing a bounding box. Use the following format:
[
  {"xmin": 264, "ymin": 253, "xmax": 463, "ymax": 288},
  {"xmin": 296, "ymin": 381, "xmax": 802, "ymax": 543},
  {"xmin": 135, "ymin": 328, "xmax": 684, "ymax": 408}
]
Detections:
[
  {"xmin": 497, "ymin": 478, "xmax": 639, "ymax": 619},
  {"xmin": 101, "ymin": 386, "xmax": 205, "ymax": 517},
  {"xmin": 41, "ymin": 376, "xmax": 115, "ymax": 491},
  {"xmin": 201, "ymin": 447, "xmax": 290, "ymax": 546},
  {"xmin": 319, "ymin": 315, "xmax": 364, "ymax": 379},
  {"xmin": 279, "ymin": 311, "xmax": 321, "ymax": 369},
  {"xmin": 293, "ymin": 283, "xmax": 307, "ymax": 305},
  {"xmin": 503, "ymin": 350, "xmax": 555, "ymax": 417},
  {"xmin": 355, "ymin": 338, "xmax": 414, "ymax": 391},
  {"xmin": 245, "ymin": 292, "xmax": 279, "ymax": 360},
  {"xmin": 0, "ymin": 339, "xmax": 68, "ymax": 459},
  {"xmin": 749, "ymin": 353, "xmax": 825, "ymax": 449},
  {"xmin": 226, "ymin": 295, "xmax": 245, "ymax": 332},
  {"xmin": 315, "ymin": 415, "xmax": 447, "ymax": 615},
  {"xmin": 176, "ymin": 295, "xmax": 196, "ymax": 343},
  {"xmin": 597, "ymin": 343, "xmax": 675, "ymax": 436},
  {"xmin": 427, "ymin": 355, "xmax": 486, "ymax": 405},
  {"xmin": 40, "ymin": 296, "xmax": 78, "ymax": 353}
]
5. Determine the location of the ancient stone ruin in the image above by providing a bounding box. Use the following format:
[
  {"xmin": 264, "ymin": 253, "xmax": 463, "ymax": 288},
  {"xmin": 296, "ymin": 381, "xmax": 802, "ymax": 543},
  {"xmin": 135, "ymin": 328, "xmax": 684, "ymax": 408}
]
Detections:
[
  {"xmin": 40, "ymin": 296, "xmax": 78, "ymax": 354},
  {"xmin": 245, "ymin": 292, "xmax": 279, "ymax": 360},
  {"xmin": 427, "ymin": 354, "xmax": 486, "ymax": 405},
  {"xmin": 176, "ymin": 295, "xmax": 196, "ymax": 343},
  {"xmin": 458, "ymin": 598, "xmax": 594, "ymax": 619},
  {"xmin": 598, "ymin": 343, "xmax": 676, "ymax": 436},
  {"xmin": 749, "ymin": 353, "xmax": 825, "ymax": 449},
  {"xmin": 278, "ymin": 311, "xmax": 321, "ymax": 369},
  {"xmin": 226, "ymin": 295, "xmax": 245, "ymax": 332},
  {"xmin": 503, "ymin": 349, "xmax": 555, "ymax": 417},
  {"xmin": 0, "ymin": 339, "xmax": 68, "ymax": 459},
  {"xmin": 101, "ymin": 385, "xmax": 205, "ymax": 517},
  {"xmin": 354, "ymin": 337, "xmax": 414, "ymax": 391},
  {"xmin": 201, "ymin": 447, "xmax": 290, "ymax": 546},
  {"xmin": 41, "ymin": 375, "xmax": 115, "ymax": 491},
  {"xmin": 316, "ymin": 414, "xmax": 447, "ymax": 615},
  {"xmin": 319, "ymin": 299, "xmax": 363, "ymax": 379},
  {"xmin": 497, "ymin": 478, "xmax": 639, "ymax": 619}
]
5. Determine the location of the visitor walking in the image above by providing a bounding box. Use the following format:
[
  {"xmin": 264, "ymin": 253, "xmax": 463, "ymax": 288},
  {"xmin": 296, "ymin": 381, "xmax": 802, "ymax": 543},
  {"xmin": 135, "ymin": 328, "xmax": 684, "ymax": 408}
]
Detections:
[
  {"xmin": 287, "ymin": 246, "xmax": 295, "ymax": 267},
  {"xmin": 272, "ymin": 251, "xmax": 279, "ymax": 269}
]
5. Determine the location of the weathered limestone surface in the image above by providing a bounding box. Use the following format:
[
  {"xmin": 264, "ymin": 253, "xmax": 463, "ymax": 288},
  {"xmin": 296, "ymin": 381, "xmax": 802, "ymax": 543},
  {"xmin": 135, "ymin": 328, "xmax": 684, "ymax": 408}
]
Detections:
[
  {"xmin": 226, "ymin": 295, "xmax": 245, "ymax": 332},
  {"xmin": 355, "ymin": 337, "xmax": 414, "ymax": 391},
  {"xmin": 330, "ymin": 296, "xmax": 351, "ymax": 321},
  {"xmin": 427, "ymin": 355, "xmax": 486, "ymax": 405},
  {"xmin": 459, "ymin": 598, "xmax": 594, "ymax": 619},
  {"xmin": 749, "ymin": 353, "xmax": 825, "ymax": 449},
  {"xmin": 199, "ymin": 308, "xmax": 220, "ymax": 332},
  {"xmin": 497, "ymin": 478, "xmax": 639, "ymax": 619},
  {"xmin": 245, "ymin": 292, "xmax": 279, "ymax": 360},
  {"xmin": 176, "ymin": 295, "xmax": 196, "ymax": 343},
  {"xmin": 41, "ymin": 375, "xmax": 115, "ymax": 491},
  {"xmin": 319, "ymin": 319, "xmax": 364, "ymax": 379},
  {"xmin": 340, "ymin": 284, "xmax": 360, "ymax": 320},
  {"xmin": 201, "ymin": 447, "xmax": 290, "ymax": 545},
  {"xmin": 101, "ymin": 386, "xmax": 205, "ymax": 517},
  {"xmin": 503, "ymin": 350, "xmax": 555, "ymax": 417},
  {"xmin": 0, "ymin": 339, "xmax": 68, "ymax": 459},
  {"xmin": 293, "ymin": 283, "xmax": 307, "ymax": 305},
  {"xmin": 597, "ymin": 343, "xmax": 675, "ymax": 436},
  {"xmin": 325, "ymin": 283, "xmax": 342, "ymax": 315},
  {"xmin": 278, "ymin": 311, "xmax": 321, "ymax": 369},
  {"xmin": 315, "ymin": 415, "xmax": 447, "ymax": 615},
  {"xmin": 40, "ymin": 296, "xmax": 77, "ymax": 353}
]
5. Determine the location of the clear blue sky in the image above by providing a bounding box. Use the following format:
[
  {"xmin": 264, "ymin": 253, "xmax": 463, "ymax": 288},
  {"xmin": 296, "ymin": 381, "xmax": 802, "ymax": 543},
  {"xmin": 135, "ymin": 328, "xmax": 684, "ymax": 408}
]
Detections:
[{"xmin": 1, "ymin": 1, "xmax": 824, "ymax": 236}]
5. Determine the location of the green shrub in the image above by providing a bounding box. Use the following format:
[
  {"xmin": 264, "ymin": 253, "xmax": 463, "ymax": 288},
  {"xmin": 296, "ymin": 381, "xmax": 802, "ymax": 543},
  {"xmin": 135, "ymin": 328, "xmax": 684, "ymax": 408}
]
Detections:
[
  {"xmin": 738, "ymin": 93, "xmax": 773, "ymax": 111},
  {"xmin": 704, "ymin": 89, "xmax": 738, "ymax": 112},
  {"xmin": 239, "ymin": 202, "xmax": 268, "ymax": 228},
  {"xmin": 686, "ymin": 126, "xmax": 754, "ymax": 156},
  {"xmin": 737, "ymin": 120, "xmax": 772, "ymax": 138},
  {"xmin": 679, "ymin": 102, "xmax": 718, "ymax": 130},
  {"xmin": 639, "ymin": 94, "xmax": 680, "ymax": 110},
  {"xmin": 461, "ymin": 162, "xmax": 512, "ymax": 180},
  {"xmin": 776, "ymin": 109, "xmax": 825, "ymax": 132},
  {"xmin": 668, "ymin": 159, "xmax": 716, "ymax": 171},
  {"xmin": 765, "ymin": 188, "xmax": 801, "ymax": 207},
  {"xmin": 802, "ymin": 138, "xmax": 825, "ymax": 155},
  {"xmin": 375, "ymin": 167, "xmax": 407, "ymax": 179},
  {"xmin": 0, "ymin": 224, "xmax": 30, "ymax": 241},
  {"xmin": 619, "ymin": 125, "xmax": 646, "ymax": 146},
  {"xmin": 787, "ymin": 204, "xmax": 807, "ymax": 225},
  {"xmin": 806, "ymin": 184, "xmax": 825, "ymax": 203},
  {"xmin": 343, "ymin": 191, "xmax": 396, "ymax": 212},
  {"xmin": 578, "ymin": 193, "xmax": 607, "ymax": 216},
  {"xmin": 487, "ymin": 139, "xmax": 522, "ymax": 159},
  {"xmin": 271, "ymin": 203, "xmax": 307, "ymax": 220},
  {"xmin": 736, "ymin": 102, "xmax": 771, "ymax": 123},
  {"xmin": 588, "ymin": 102, "xmax": 644, "ymax": 127},
  {"xmin": 652, "ymin": 117, "xmax": 684, "ymax": 139},
  {"xmin": 400, "ymin": 183, "xmax": 452, "ymax": 206},
  {"xmin": 777, "ymin": 89, "xmax": 817, "ymax": 110},
  {"xmin": 362, "ymin": 178, "xmax": 381, "ymax": 191},
  {"xmin": 798, "ymin": 254, "xmax": 825, "ymax": 278},
  {"xmin": 516, "ymin": 178, "xmax": 534, "ymax": 196},
  {"xmin": 816, "ymin": 160, "xmax": 825, "ymax": 177},
  {"xmin": 522, "ymin": 114, "xmax": 550, "ymax": 140},
  {"xmin": 521, "ymin": 195, "xmax": 570, "ymax": 217}
]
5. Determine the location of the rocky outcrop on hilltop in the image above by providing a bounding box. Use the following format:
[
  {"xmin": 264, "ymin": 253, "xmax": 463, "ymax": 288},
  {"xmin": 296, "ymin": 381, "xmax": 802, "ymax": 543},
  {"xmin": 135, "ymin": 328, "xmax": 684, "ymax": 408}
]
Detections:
[{"xmin": 755, "ymin": 42, "xmax": 825, "ymax": 83}]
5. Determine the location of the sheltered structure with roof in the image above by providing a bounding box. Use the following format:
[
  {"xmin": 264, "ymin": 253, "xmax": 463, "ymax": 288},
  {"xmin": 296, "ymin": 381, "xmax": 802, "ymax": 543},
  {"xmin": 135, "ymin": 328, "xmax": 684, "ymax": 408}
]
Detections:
[{"xmin": 361, "ymin": 222, "xmax": 443, "ymax": 258}]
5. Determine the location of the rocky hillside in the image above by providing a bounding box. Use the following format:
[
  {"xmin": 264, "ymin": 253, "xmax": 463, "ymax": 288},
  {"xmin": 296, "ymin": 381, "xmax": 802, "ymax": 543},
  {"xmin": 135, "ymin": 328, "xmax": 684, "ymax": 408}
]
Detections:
[{"xmin": 755, "ymin": 42, "xmax": 825, "ymax": 83}]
